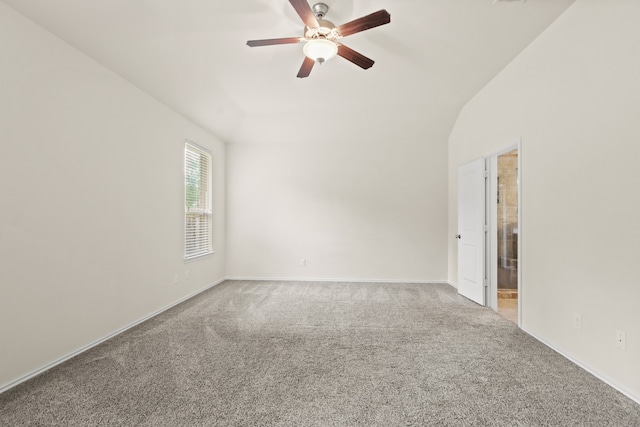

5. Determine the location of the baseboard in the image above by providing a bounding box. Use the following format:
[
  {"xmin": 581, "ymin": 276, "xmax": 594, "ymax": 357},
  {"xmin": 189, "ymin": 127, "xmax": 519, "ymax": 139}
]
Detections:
[
  {"xmin": 0, "ymin": 278, "xmax": 226, "ymax": 395},
  {"xmin": 225, "ymin": 276, "xmax": 449, "ymax": 284},
  {"xmin": 521, "ymin": 326, "xmax": 640, "ymax": 405}
]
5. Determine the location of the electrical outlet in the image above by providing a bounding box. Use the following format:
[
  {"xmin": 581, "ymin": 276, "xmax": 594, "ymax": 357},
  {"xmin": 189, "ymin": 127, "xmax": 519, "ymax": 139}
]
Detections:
[
  {"xmin": 299, "ymin": 258, "xmax": 306, "ymax": 266},
  {"xmin": 573, "ymin": 313, "xmax": 582, "ymax": 330},
  {"xmin": 616, "ymin": 331, "xmax": 626, "ymax": 351}
]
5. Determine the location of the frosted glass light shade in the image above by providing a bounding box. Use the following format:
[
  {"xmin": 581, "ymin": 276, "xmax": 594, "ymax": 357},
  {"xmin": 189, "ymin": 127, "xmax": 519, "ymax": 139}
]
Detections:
[{"xmin": 303, "ymin": 39, "xmax": 338, "ymax": 63}]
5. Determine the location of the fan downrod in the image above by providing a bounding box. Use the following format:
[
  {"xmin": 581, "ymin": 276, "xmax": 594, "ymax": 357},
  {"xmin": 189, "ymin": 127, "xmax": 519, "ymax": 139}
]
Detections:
[{"xmin": 312, "ymin": 3, "xmax": 329, "ymax": 19}]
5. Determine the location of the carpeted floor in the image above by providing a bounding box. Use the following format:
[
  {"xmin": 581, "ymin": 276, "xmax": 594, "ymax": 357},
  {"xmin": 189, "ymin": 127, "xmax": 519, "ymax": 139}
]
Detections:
[{"xmin": 1, "ymin": 280, "xmax": 639, "ymax": 426}]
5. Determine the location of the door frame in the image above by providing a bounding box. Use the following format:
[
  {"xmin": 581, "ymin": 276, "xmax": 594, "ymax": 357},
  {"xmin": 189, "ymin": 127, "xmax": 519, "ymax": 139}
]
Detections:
[{"xmin": 486, "ymin": 138, "xmax": 522, "ymax": 326}]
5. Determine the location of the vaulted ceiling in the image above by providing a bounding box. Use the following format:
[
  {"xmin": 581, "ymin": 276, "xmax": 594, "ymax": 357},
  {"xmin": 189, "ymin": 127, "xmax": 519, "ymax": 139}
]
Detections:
[{"xmin": 2, "ymin": 0, "xmax": 575, "ymax": 144}]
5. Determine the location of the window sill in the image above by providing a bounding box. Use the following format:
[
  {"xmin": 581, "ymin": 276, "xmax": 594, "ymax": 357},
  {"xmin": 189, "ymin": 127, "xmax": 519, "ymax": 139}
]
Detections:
[{"xmin": 184, "ymin": 251, "xmax": 215, "ymax": 263}]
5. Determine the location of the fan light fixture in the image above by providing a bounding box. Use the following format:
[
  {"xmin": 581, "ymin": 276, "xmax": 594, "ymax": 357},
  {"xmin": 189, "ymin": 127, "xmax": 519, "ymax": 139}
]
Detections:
[{"xmin": 303, "ymin": 39, "xmax": 338, "ymax": 64}]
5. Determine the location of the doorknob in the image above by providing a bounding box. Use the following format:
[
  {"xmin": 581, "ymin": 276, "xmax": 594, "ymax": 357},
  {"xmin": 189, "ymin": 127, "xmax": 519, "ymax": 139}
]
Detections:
[{"xmin": 455, "ymin": 234, "xmax": 461, "ymax": 239}]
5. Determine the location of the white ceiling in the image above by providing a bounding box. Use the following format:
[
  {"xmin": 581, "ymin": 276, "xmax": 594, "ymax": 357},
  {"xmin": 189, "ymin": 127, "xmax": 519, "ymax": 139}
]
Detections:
[{"xmin": 2, "ymin": 0, "xmax": 575, "ymax": 144}]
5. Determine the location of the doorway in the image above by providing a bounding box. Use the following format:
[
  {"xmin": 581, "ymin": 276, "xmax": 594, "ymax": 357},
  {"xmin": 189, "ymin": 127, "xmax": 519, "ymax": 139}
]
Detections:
[
  {"xmin": 456, "ymin": 141, "xmax": 521, "ymax": 325},
  {"xmin": 488, "ymin": 142, "xmax": 521, "ymax": 325}
]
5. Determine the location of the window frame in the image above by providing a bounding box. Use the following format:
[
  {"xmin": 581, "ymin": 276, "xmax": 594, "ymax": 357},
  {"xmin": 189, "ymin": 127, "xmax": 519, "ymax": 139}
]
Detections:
[{"xmin": 184, "ymin": 141, "xmax": 213, "ymax": 261}]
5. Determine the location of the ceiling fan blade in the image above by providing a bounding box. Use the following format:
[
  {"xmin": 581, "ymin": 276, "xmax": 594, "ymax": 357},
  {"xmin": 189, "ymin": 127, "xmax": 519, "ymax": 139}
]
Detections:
[
  {"xmin": 247, "ymin": 37, "xmax": 303, "ymax": 47},
  {"xmin": 289, "ymin": 0, "xmax": 319, "ymax": 28},
  {"xmin": 336, "ymin": 44, "xmax": 375, "ymax": 70},
  {"xmin": 337, "ymin": 10, "xmax": 391, "ymax": 37},
  {"xmin": 297, "ymin": 56, "xmax": 315, "ymax": 78}
]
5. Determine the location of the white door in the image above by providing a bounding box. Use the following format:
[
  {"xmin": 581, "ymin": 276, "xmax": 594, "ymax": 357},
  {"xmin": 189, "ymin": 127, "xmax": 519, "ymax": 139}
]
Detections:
[{"xmin": 457, "ymin": 158, "xmax": 486, "ymax": 305}]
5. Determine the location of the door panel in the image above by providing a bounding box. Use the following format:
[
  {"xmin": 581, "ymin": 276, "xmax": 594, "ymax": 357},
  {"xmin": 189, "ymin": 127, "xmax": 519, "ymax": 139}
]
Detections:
[
  {"xmin": 461, "ymin": 245, "xmax": 478, "ymax": 281},
  {"xmin": 458, "ymin": 158, "xmax": 486, "ymax": 305}
]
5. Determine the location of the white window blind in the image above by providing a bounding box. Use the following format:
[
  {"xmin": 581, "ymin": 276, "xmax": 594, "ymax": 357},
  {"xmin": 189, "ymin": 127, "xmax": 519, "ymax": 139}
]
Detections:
[{"xmin": 185, "ymin": 142, "xmax": 212, "ymax": 259}]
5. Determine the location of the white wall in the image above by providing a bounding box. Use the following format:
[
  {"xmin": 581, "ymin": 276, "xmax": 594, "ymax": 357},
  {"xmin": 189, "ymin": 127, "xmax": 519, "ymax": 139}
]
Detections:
[
  {"xmin": 449, "ymin": 0, "xmax": 640, "ymax": 401},
  {"xmin": 0, "ymin": 3, "xmax": 226, "ymax": 390},
  {"xmin": 226, "ymin": 114, "xmax": 449, "ymax": 282}
]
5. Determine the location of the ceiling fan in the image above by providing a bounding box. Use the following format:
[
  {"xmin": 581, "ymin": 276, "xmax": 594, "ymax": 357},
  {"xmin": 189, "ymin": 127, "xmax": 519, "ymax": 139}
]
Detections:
[{"xmin": 246, "ymin": 0, "xmax": 391, "ymax": 78}]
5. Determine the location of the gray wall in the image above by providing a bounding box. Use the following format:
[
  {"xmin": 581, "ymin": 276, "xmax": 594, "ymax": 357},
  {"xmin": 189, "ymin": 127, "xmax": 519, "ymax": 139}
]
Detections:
[
  {"xmin": 0, "ymin": 3, "xmax": 226, "ymax": 390},
  {"xmin": 448, "ymin": 0, "xmax": 640, "ymax": 402},
  {"xmin": 226, "ymin": 126, "xmax": 449, "ymax": 282}
]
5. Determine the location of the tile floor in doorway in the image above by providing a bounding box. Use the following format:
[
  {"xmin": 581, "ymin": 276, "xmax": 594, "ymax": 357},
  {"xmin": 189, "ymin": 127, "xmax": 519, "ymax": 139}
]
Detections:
[{"xmin": 497, "ymin": 298, "xmax": 518, "ymax": 324}]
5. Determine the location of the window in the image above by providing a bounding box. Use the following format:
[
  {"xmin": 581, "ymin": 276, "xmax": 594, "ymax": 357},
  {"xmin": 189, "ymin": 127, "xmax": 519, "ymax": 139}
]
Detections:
[{"xmin": 184, "ymin": 142, "xmax": 212, "ymax": 259}]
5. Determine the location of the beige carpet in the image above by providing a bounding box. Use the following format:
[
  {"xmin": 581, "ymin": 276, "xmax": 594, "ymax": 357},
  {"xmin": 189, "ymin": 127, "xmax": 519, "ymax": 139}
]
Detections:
[{"xmin": 1, "ymin": 280, "xmax": 639, "ymax": 426}]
